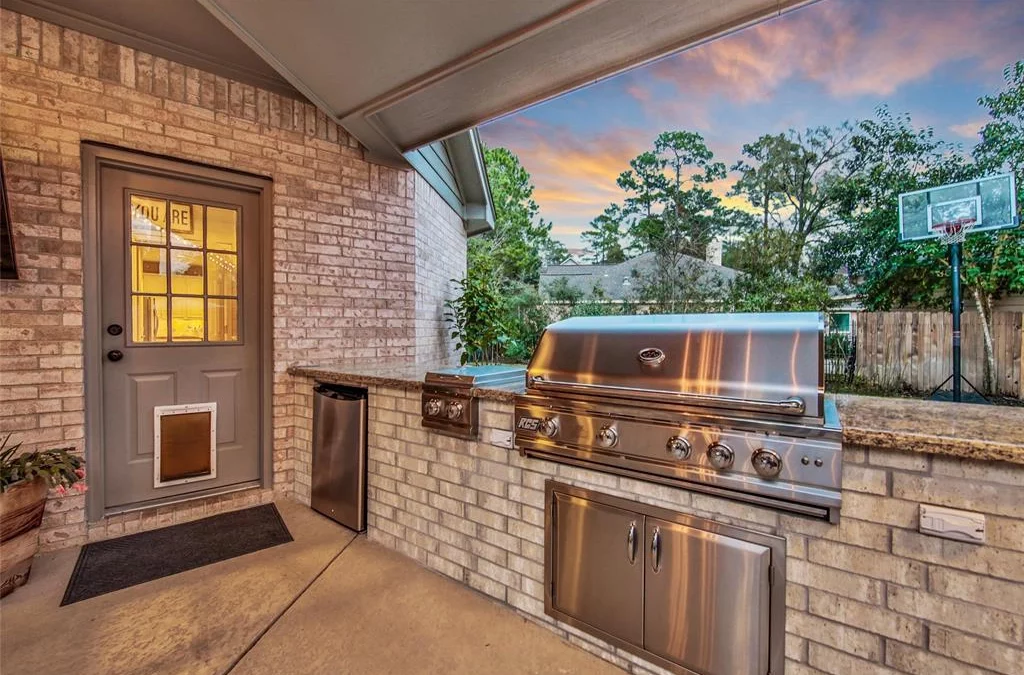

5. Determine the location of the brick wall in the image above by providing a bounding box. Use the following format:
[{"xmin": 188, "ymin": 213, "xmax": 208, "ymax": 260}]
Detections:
[
  {"xmin": 286, "ymin": 379, "xmax": 1024, "ymax": 675},
  {"xmin": 413, "ymin": 171, "xmax": 465, "ymax": 365},
  {"xmin": 0, "ymin": 10, "xmax": 460, "ymax": 549}
]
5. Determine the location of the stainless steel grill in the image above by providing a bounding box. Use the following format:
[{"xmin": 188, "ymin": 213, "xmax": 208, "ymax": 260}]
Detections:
[
  {"xmin": 514, "ymin": 312, "xmax": 843, "ymax": 522},
  {"xmin": 422, "ymin": 364, "xmax": 526, "ymax": 439}
]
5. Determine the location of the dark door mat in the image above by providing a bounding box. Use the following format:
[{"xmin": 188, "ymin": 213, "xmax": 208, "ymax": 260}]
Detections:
[{"xmin": 61, "ymin": 503, "xmax": 292, "ymax": 606}]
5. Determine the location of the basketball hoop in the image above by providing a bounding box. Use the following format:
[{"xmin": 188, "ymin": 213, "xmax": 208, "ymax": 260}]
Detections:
[
  {"xmin": 898, "ymin": 173, "xmax": 1017, "ymax": 403},
  {"xmin": 932, "ymin": 216, "xmax": 978, "ymax": 245}
]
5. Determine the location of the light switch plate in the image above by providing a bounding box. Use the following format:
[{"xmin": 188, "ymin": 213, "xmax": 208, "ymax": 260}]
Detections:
[
  {"xmin": 489, "ymin": 429, "xmax": 514, "ymax": 449},
  {"xmin": 919, "ymin": 504, "xmax": 985, "ymax": 544}
]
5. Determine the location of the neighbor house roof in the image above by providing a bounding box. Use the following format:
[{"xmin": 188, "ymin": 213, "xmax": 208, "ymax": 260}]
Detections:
[{"xmin": 540, "ymin": 252, "xmax": 739, "ymax": 301}]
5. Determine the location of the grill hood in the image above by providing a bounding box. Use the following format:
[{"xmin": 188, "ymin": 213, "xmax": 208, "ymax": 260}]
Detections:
[{"xmin": 526, "ymin": 312, "xmax": 825, "ymax": 420}]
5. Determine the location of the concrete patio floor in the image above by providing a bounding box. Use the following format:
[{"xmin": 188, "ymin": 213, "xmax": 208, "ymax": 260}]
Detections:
[{"xmin": 0, "ymin": 500, "xmax": 625, "ymax": 675}]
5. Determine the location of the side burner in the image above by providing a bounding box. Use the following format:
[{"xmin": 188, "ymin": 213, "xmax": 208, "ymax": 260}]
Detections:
[{"xmin": 422, "ymin": 365, "xmax": 525, "ymax": 439}]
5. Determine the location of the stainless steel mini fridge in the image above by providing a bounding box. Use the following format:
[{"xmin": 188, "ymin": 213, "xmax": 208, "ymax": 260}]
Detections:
[{"xmin": 311, "ymin": 383, "xmax": 367, "ymax": 531}]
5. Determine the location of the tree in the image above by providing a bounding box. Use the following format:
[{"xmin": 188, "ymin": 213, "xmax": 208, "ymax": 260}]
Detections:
[
  {"xmin": 618, "ymin": 131, "xmax": 732, "ymax": 259},
  {"xmin": 654, "ymin": 131, "xmax": 728, "ymax": 259},
  {"xmin": 731, "ymin": 125, "xmax": 856, "ymax": 272},
  {"xmin": 629, "ymin": 210, "xmax": 729, "ymax": 313},
  {"xmin": 818, "ymin": 107, "xmax": 971, "ymax": 310},
  {"xmin": 453, "ymin": 145, "xmax": 570, "ymax": 363},
  {"xmin": 730, "ymin": 134, "xmax": 790, "ymax": 230},
  {"xmin": 616, "ymin": 151, "xmax": 667, "ymax": 222},
  {"xmin": 581, "ymin": 205, "xmax": 628, "ymax": 264},
  {"xmin": 725, "ymin": 229, "xmax": 832, "ymax": 312},
  {"xmin": 544, "ymin": 276, "xmax": 585, "ymax": 305},
  {"xmin": 501, "ymin": 282, "xmax": 550, "ymax": 363},
  {"xmin": 539, "ymin": 237, "xmax": 570, "ymax": 267},
  {"xmin": 542, "ymin": 277, "xmax": 625, "ymax": 320},
  {"xmin": 970, "ymin": 61, "xmax": 1024, "ymax": 390},
  {"xmin": 470, "ymin": 146, "xmax": 565, "ymax": 285},
  {"xmin": 976, "ymin": 61, "xmax": 1024, "ymax": 183}
]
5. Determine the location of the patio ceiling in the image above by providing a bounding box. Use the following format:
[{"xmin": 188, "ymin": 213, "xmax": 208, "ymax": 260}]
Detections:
[{"xmin": 197, "ymin": 0, "xmax": 813, "ymax": 165}]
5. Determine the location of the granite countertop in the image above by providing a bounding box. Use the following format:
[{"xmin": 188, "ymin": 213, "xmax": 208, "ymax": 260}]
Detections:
[
  {"xmin": 835, "ymin": 394, "xmax": 1024, "ymax": 464},
  {"xmin": 288, "ymin": 363, "xmax": 1024, "ymax": 464},
  {"xmin": 288, "ymin": 362, "xmax": 523, "ymax": 402}
]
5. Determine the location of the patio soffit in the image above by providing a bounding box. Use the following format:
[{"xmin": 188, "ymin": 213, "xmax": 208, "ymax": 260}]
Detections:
[{"xmin": 196, "ymin": 0, "xmax": 813, "ymax": 165}]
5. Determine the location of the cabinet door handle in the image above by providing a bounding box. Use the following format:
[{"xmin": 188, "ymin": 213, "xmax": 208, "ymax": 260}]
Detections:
[
  {"xmin": 650, "ymin": 526, "xmax": 662, "ymax": 573},
  {"xmin": 626, "ymin": 521, "xmax": 637, "ymax": 564}
]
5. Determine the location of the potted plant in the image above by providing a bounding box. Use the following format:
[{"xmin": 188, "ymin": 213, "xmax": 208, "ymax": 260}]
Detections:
[{"xmin": 0, "ymin": 435, "xmax": 85, "ymax": 597}]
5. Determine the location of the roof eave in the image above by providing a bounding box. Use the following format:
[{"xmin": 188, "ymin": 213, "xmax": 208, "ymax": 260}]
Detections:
[{"xmin": 447, "ymin": 129, "xmax": 495, "ymax": 236}]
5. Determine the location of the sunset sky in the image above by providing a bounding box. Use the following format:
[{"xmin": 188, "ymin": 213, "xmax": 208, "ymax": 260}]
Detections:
[{"xmin": 478, "ymin": 0, "xmax": 1024, "ymax": 251}]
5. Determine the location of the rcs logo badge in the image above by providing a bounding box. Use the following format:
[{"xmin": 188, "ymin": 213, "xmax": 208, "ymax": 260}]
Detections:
[{"xmin": 517, "ymin": 417, "xmax": 541, "ymax": 432}]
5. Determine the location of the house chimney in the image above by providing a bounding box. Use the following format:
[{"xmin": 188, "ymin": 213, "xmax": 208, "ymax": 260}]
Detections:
[{"xmin": 706, "ymin": 240, "xmax": 723, "ymax": 266}]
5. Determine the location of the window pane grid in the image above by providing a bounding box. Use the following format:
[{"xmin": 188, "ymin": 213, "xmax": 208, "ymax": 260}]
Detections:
[{"xmin": 129, "ymin": 194, "xmax": 239, "ymax": 345}]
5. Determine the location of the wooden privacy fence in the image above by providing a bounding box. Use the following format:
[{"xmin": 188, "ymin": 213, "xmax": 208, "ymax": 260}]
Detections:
[{"xmin": 850, "ymin": 311, "xmax": 1023, "ymax": 396}]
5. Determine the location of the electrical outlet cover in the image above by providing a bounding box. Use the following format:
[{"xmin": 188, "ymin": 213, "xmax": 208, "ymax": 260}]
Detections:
[
  {"xmin": 489, "ymin": 429, "xmax": 514, "ymax": 449},
  {"xmin": 919, "ymin": 504, "xmax": 985, "ymax": 544}
]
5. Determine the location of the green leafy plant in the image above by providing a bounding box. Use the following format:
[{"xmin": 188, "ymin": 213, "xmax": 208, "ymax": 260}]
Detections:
[
  {"xmin": 0, "ymin": 434, "xmax": 86, "ymax": 495},
  {"xmin": 501, "ymin": 283, "xmax": 549, "ymax": 363},
  {"xmin": 444, "ymin": 274, "xmax": 510, "ymax": 365}
]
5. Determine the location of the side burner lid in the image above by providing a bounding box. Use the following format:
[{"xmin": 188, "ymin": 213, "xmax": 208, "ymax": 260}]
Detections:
[{"xmin": 425, "ymin": 364, "xmax": 526, "ymax": 389}]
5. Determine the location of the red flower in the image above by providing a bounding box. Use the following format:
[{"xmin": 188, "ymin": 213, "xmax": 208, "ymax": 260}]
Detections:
[{"xmin": 75, "ymin": 467, "xmax": 86, "ymax": 479}]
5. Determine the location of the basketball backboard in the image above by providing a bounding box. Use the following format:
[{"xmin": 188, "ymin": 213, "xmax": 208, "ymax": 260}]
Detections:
[{"xmin": 898, "ymin": 173, "xmax": 1019, "ymax": 242}]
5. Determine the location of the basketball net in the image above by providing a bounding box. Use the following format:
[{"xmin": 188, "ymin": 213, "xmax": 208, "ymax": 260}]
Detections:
[{"xmin": 932, "ymin": 217, "xmax": 977, "ymax": 245}]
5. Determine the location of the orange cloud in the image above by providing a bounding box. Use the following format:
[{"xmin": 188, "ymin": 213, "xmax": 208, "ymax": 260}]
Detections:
[
  {"xmin": 484, "ymin": 118, "xmax": 652, "ymax": 237},
  {"xmin": 649, "ymin": 0, "xmax": 1020, "ymax": 102}
]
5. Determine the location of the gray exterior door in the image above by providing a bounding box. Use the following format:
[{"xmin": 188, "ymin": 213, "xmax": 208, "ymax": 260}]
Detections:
[{"xmin": 99, "ymin": 166, "xmax": 261, "ymax": 509}]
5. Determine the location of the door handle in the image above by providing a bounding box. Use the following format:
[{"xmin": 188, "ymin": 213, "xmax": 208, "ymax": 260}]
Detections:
[
  {"xmin": 650, "ymin": 526, "xmax": 662, "ymax": 573},
  {"xmin": 106, "ymin": 349, "xmax": 124, "ymax": 362},
  {"xmin": 626, "ymin": 521, "xmax": 637, "ymax": 564}
]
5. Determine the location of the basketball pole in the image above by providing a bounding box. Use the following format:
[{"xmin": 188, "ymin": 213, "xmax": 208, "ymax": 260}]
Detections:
[{"xmin": 950, "ymin": 240, "xmax": 962, "ymax": 403}]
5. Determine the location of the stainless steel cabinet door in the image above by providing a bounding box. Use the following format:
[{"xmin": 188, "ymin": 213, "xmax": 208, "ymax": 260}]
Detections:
[
  {"xmin": 644, "ymin": 517, "xmax": 771, "ymax": 675},
  {"xmin": 551, "ymin": 492, "xmax": 644, "ymax": 645}
]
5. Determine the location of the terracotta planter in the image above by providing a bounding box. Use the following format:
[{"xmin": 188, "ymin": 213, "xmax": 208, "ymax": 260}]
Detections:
[{"xmin": 0, "ymin": 477, "xmax": 49, "ymax": 598}]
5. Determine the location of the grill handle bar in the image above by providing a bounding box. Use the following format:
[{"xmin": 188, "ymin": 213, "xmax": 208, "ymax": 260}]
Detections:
[{"xmin": 528, "ymin": 377, "xmax": 806, "ymax": 415}]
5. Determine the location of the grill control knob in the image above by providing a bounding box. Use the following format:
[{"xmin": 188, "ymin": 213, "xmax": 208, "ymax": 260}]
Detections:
[
  {"xmin": 424, "ymin": 398, "xmax": 443, "ymax": 417},
  {"xmin": 707, "ymin": 443, "xmax": 734, "ymax": 470},
  {"xmin": 752, "ymin": 449, "xmax": 783, "ymax": 479},
  {"xmin": 445, "ymin": 401, "xmax": 464, "ymax": 420},
  {"xmin": 596, "ymin": 425, "xmax": 619, "ymax": 448},
  {"xmin": 539, "ymin": 417, "xmax": 559, "ymax": 438},
  {"xmin": 666, "ymin": 436, "xmax": 691, "ymax": 460}
]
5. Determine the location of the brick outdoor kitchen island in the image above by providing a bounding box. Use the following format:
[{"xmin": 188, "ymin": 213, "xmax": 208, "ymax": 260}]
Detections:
[
  {"xmin": 288, "ymin": 362, "xmax": 1024, "ymax": 675},
  {"xmin": 2, "ymin": 6, "xmax": 1023, "ymax": 675}
]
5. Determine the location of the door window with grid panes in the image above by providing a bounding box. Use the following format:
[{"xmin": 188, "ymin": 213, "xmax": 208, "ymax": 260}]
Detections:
[{"xmin": 129, "ymin": 194, "xmax": 240, "ymax": 343}]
